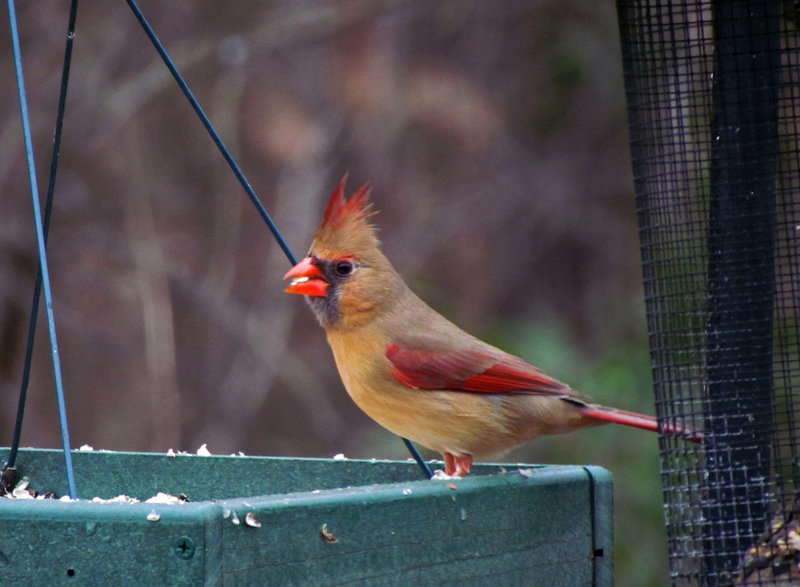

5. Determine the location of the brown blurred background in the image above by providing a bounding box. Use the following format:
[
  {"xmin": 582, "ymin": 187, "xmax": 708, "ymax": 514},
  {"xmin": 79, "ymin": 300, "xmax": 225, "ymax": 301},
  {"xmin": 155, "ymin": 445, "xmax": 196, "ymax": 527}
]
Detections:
[{"xmin": 1, "ymin": 1, "xmax": 665, "ymax": 584}]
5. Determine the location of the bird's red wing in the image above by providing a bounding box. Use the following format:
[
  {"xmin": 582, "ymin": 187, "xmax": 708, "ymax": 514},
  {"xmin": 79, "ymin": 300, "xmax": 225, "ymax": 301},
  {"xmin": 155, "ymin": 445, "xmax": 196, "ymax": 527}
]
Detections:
[{"xmin": 385, "ymin": 343, "xmax": 569, "ymax": 395}]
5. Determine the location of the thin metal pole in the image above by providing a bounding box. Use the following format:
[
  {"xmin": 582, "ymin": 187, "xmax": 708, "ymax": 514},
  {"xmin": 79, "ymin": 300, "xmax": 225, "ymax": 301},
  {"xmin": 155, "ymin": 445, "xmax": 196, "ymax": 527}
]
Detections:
[
  {"xmin": 125, "ymin": 0, "xmax": 297, "ymax": 266},
  {"xmin": 7, "ymin": 0, "xmax": 79, "ymax": 474},
  {"xmin": 7, "ymin": 0, "xmax": 77, "ymax": 499}
]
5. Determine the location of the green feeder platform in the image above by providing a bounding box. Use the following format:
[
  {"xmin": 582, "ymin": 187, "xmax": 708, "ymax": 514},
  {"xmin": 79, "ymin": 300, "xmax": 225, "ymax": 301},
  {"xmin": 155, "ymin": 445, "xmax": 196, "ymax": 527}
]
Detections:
[{"xmin": 0, "ymin": 449, "xmax": 612, "ymax": 585}]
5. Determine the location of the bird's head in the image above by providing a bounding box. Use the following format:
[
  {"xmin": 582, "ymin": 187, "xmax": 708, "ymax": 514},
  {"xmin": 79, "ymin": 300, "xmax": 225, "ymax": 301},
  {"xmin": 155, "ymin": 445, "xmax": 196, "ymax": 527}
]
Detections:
[{"xmin": 284, "ymin": 177, "xmax": 400, "ymax": 329}]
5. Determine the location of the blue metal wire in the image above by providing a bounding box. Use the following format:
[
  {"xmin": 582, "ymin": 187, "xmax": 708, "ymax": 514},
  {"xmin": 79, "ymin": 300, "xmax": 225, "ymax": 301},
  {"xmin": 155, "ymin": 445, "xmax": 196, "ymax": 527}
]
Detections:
[
  {"xmin": 7, "ymin": 0, "xmax": 77, "ymax": 498},
  {"xmin": 125, "ymin": 1, "xmax": 434, "ymax": 480},
  {"xmin": 6, "ymin": 0, "xmax": 79, "ymax": 475}
]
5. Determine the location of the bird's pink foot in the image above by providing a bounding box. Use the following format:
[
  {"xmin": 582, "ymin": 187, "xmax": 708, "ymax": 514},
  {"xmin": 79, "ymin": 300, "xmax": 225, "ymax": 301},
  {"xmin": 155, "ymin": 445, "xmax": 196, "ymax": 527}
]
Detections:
[{"xmin": 443, "ymin": 453, "xmax": 473, "ymax": 477}]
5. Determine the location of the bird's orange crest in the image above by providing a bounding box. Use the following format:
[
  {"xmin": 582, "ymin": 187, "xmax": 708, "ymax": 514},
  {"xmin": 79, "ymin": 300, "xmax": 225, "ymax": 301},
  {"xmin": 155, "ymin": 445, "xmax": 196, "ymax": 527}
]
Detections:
[
  {"xmin": 311, "ymin": 175, "xmax": 381, "ymax": 258},
  {"xmin": 320, "ymin": 175, "xmax": 376, "ymax": 231}
]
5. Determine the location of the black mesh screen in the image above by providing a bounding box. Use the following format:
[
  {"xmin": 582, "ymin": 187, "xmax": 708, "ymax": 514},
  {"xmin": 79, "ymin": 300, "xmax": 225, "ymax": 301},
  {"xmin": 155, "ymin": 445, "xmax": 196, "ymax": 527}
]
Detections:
[{"xmin": 617, "ymin": 0, "xmax": 800, "ymax": 584}]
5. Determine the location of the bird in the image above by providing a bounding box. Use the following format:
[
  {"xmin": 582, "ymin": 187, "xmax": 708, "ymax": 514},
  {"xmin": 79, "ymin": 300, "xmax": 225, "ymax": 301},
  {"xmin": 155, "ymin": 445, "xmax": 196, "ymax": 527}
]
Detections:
[{"xmin": 284, "ymin": 177, "xmax": 700, "ymax": 477}]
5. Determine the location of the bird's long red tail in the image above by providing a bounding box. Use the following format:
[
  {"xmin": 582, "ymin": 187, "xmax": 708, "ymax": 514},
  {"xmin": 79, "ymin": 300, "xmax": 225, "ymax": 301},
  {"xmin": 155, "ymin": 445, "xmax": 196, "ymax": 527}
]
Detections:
[{"xmin": 580, "ymin": 404, "xmax": 703, "ymax": 444}]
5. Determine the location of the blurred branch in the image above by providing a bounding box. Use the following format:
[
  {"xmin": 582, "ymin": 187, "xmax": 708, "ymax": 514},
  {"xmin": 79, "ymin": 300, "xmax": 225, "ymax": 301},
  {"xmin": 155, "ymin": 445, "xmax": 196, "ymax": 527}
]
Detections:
[
  {"xmin": 92, "ymin": 0, "xmax": 416, "ymax": 151},
  {"xmin": 121, "ymin": 125, "xmax": 181, "ymax": 449}
]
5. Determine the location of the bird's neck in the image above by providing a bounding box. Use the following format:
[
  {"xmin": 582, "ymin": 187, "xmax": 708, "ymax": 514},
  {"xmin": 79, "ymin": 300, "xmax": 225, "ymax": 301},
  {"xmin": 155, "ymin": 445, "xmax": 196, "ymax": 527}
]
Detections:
[{"xmin": 324, "ymin": 296, "xmax": 382, "ymax": 332}]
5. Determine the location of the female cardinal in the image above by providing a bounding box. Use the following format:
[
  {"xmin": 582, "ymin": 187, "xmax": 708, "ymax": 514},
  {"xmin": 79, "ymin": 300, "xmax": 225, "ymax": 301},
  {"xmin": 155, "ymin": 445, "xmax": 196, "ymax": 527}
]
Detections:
[{"xmin": 284, "ymin": 178, "xmax": 698, "ymax": 477}]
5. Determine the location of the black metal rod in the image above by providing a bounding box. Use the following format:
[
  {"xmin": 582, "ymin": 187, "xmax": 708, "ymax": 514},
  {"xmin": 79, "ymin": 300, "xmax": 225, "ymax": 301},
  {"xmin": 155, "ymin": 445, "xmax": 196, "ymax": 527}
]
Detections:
[
  {"xmin": 402, "ymin": 438, "xmax": 433, "ymax": 479},
  {"xmin": 125, "ymin": 0, "xmax": 297, "ymax": 266}
]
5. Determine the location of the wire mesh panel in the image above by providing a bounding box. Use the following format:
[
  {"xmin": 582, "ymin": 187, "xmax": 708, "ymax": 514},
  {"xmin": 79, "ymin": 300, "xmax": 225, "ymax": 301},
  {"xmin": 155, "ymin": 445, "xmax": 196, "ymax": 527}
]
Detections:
[{"xmin": 617, "ymin": 0, "xmax": 800, "ymax": 584}]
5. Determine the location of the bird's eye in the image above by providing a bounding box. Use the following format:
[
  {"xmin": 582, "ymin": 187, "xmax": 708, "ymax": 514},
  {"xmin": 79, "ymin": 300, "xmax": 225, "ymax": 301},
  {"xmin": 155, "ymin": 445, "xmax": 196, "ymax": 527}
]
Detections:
[{"xmin": 335, "ymin": 260, "xmax": 354, "ymax": 275}]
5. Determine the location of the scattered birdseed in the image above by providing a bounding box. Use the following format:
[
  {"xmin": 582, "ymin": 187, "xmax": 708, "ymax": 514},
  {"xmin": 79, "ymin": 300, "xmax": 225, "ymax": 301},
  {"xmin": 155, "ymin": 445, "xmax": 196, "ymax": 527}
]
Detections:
[
  {"xmin": 245, "ymin": 512, "xmax": 262, "ymax": 528},
  {"xmin": 320, "ymin": 523, "xmax": 337, "ymax": 543}
]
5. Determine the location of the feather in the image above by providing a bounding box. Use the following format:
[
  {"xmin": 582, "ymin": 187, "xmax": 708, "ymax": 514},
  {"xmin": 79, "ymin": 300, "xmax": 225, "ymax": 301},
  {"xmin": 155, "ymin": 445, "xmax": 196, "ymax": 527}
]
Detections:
[
  {"xmin": 386, "ymin": 343, "xmax": 569, "ymax": 395},
  {"xmin": 320, "ymin": 175, "xmax": 376, "ymax": 231},
  {"xmin": 578, "ymin": 405, "xmax": 659, "ymax": 432},
  {"xmin": 580, "ymin": 405, "xmax": 703, "ymax": 443},
  {"xmin": 312, "ymin": 176, "xmax": 381, "ymax": 259}
]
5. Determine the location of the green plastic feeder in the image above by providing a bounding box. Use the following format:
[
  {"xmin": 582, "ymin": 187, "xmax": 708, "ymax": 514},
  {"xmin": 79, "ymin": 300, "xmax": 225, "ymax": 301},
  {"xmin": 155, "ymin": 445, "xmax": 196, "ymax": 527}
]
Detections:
[{"xmin": 0, "ymin": 449, "xmax": 612, "ymax": 585}]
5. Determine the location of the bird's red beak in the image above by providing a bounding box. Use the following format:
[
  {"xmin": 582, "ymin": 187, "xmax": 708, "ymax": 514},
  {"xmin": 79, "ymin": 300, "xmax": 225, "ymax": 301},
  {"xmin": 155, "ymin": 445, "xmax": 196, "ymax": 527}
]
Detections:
[{"xmin": 283, "ymin": 256, "xmax": 329, "ymax": 297}]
